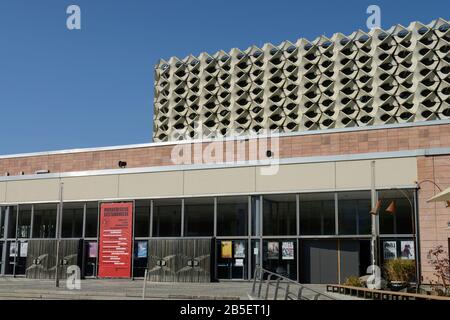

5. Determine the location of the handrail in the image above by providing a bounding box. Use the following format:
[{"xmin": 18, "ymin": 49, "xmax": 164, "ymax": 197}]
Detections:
[{"xmin": 250, "ymin": 266, "xmax": 336, "ymax": 300}]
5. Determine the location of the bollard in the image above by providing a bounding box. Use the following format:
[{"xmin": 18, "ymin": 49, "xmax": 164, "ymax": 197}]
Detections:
[{"xmin": 142, "ymin": 269, "xmax": 148, "ymax": 300}]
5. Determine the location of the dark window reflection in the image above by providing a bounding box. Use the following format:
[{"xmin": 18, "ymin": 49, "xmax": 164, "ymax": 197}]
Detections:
[
  {"xmin": 134, "ymin": 201, "xmax": 150, "ymax": 237},
  {"xmin": 62, "ymin": 203, "xmax": 83, "ymax": 238},
  {"xmin": 299, "ymin": 193, "xmax": 335, "ymax": 235},
  {"xmin": 153, "ymin": 199, "xmax": 182, "ymax": 237},
  {"xmin": 217, "ymin": 196, "xmax": 248, "ymax": 236},
  {"xmin": 263, "ymin": 194, "xmax": 296, "ymax": 236},
  {"xmin": 184, "ymin": 198, "xmax": 214, "ymax": 237},
  {"xmin": 85, "ymin": 202, "xmax": 98, "ymax": 238},
  {"xmin": 338, "ymin": 191, "xmax": 371, "ymax": 235},
  {"xmin": 379, "ymin": 189, "xmax": 414, "ymax": 234},
  {"xmin": 32, "ymin": 204, "xmax": 57, "ymax": 238}
]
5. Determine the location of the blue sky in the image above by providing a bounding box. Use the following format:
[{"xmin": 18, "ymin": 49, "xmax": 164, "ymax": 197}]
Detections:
[{"xmin": 0, "ymin": 0, "xmax": 448, "ymax": 154}]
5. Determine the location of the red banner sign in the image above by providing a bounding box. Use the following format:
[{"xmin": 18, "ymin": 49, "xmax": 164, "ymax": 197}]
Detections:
[{"xmin": 98, "ymin": 202, "xmax": 133, "ymax": 278}]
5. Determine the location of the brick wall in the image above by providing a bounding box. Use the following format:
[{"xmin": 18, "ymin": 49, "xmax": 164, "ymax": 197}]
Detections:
[
  {"xmin": 1, "ymin": 123, "xmax": 450, "ymax": 176},
  {"xmin": 417, "ymin": 155, "xmax": 450, "ymax": 282}
]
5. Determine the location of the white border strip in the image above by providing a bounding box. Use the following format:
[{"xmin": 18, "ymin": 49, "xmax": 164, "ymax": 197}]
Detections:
[{"xmin": 1, "ymin": 119, "xmax": 449, "ymax": 160}]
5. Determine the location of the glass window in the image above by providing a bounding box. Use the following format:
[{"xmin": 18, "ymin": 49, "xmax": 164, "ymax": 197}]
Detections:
[
  {"xmin": 0, "ymin": 207, "xmax": 6, "ymax": 238},
  {"xmin": 85, "ymin": 202, "xmax": 98, "ymax": 238},
  {"xmin": 184, "ymin": 198, "xmax": 214, "ymax": 237},
  {"xmin": 251, "ymin": 196, "xmax": 261, "ymax": 237},
  {"xmin": 216, "ymin": 240, "xmax": 248, "ymax": 279},
  {"xmin": 32, "ymin": 204, "xmax": 57, "ymax": 238},
  {"xmin": 299, "ymin": 193, "xmax": 335, "ymax": 235},
  {"xmin": 7, "ymin": 206, "xmax": 17, "ymax": 239},
  {"xmin": 17, "ymin": 205, "xmax": 32, "ymax": 238},
  {"xmin": 338, "ymin": 191, "xmax": 371, "ymax": 235},
  {"xmin": 217, "ymin": 196, "xmax": 248, "ymax": 236},
  {"xmin": 263, "ymin": 194, "xmax": 296, "ymax": 236},
  {"xmin": 133, "ymin": 240, "xmax": 148, "ymax": 278},
  {"xmin": 379, "ymin": 189, "xmax": 414, "ymax": 235},
  {"xmin": 153, "ymin": 199, "xmax": 182, "ymax": 237},
  {"xmin": 135, "ymin": 201, "xmax": 150, "ymax": 237},
  {"xmin": 62, "ymin": 203, "xmax": 84, "ymax": 238}
]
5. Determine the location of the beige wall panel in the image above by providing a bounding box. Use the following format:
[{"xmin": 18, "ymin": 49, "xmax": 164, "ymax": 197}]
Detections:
[
  {"xmin": 62, "ymin": 175, "xmax": 119, "ymax": 201},
  {"xmin": 336, "ymin": 160, "xmax": 372, "ymax": 189},
  {"xmin": 255, "ymin": 163, "xmax": 335, "ymax": 192},
  {"xmin": 118, "ymin": 171, "xmax": 183, "ymax": 198},
  {"xmin": 6, "ymin": 179, "xmax": 60, "ymax": 203},
  {"xmin": 0, "ymin": 182, "xmax": 6, "ymax": 203},
  {"xmin": 375, "ymin": 157, "xmax": 417, "ymax": 187},
  {"xmin": 184, "ymin": 167, "xmax": 255, "ymax": 195}
]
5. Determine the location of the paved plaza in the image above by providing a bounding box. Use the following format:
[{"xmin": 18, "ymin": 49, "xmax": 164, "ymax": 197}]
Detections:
[{"xmin": 0, "ymin": 278, "xmax": 353, "ymax": 300}]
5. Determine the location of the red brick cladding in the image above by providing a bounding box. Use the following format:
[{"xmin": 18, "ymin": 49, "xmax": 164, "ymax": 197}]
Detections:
[
  {"xmin": 1, "ymin": 123, "xmax": 449, "ymax": 176},
  {"xmin": 417, "ymin": 154, "xmax": 450, "ymax": 282}
]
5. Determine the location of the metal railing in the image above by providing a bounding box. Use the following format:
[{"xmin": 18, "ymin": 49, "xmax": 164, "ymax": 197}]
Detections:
[{"xmin": 249, "ymin": 267, "xmax": 336, "ymax": 300}]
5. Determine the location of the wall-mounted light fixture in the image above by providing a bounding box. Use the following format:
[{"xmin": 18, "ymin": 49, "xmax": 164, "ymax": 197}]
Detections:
[
  {"xmin": 118, "ymin": 161, "xmax": 127, "ymax": 168},
  {"xmin": 385, "ymin": 201, "xmax": 397, "ymax": 215},
  {"xmin": 35, "ymin": 170, "xmax": 50, "ymax": 175},
  {"xmin": 370, "ymin": 199, "xmax": 382, "ymax": 215}
]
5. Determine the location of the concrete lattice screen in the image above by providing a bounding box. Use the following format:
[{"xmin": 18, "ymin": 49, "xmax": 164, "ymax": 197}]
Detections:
[{"xmin": 153, "ymin": 19, "xmax": 450, "ymax": 142}]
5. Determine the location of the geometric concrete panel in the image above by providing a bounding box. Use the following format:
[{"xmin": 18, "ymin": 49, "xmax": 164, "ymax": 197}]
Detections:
[
  {"xmin": 336, "ymin": 160, "xmax": 372, "ymax": 189},
  {"xmin": 255, "ymin": 162, "xmax": 335, "ymax": 192},
  {"xmin": 183, "ymin": 167, "xmax": 255, "ymax": 196},
  {"xmin": 61, "ymin": 175, "xmax": 119, "ymax": 201},
  {"xmin": 375, "ymin": 157, "xmax": 418, "ymax": 187},
  {"xmin": 153, "ymin": 18, "xmax": 450, "ymax": 142},
  {"xmin": 5, "ymin": 179, "xmax": 60, "ymax": 203},
  {"xmin": 118, "ymin": 171, "xmax": 184, "ymax": 198}
]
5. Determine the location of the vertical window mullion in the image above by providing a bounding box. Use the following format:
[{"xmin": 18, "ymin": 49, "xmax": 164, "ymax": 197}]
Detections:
[
  {"xmin": 213, "ymin": 197, "xmax": 217, "ymax": 238},
  {"xmin": 149, "ymin": 200, "xmax": 153, "ymax": 238},
  {"xmin": 30, "ymin": 205, "xmax": 34, "ymax": 239},
  {"xmin": 181, "ymin": 199, "xmax": 185, "ymax": 237},
  {"xmin": 334, "ymin": 192, "xmax": 339, "ymax": 236},
  {"xmin": 82, "ymin": 203, "xmax": 87, "ymax": 239},
  {"xmin": 296, "ymin": 194, "xmax": 300, "ymax": 236}
]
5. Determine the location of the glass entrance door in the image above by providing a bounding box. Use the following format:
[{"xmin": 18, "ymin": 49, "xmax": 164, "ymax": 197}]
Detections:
[
  {"xmin": 216, "ymin": 240, "xmax": 247, "ymax": 280},
  {"xmin": 263, "ymin": 239, "xmax": 297, "ymax": 280},
  {"xmin": 83, "ymin": 241, "xmax": 97, "ymax": 278}
]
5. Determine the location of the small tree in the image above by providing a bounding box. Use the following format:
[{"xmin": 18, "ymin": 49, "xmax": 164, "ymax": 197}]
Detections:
[{"xmin": 428, "ymin": 246, "xmax": 450, "ymax": 296}]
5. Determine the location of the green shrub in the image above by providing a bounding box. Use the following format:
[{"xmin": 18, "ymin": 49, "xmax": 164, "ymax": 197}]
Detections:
[
  {"xmin": 344, "ymin": 275, "xmax": 364, "ymax": 287},
  {"xmin": 384, "ymin": 259, "xmax": 416, "ymax": 283}
]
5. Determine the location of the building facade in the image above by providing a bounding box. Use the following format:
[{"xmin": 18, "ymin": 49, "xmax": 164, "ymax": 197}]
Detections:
[
  {"xmin": 0, "ymin": 121, "xmax": 449, "ymax": 283},
  {"xmin": 0, "ymin": 18, "xmax": 449, "ymax": 284}
]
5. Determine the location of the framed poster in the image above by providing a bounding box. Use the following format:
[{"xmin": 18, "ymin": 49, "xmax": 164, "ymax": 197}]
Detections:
[
  {"xmin": 20, "ymin": 242, "xmax": 28, "ymax": 258},
  {"xmin": 235, "ymin": 259, "xmax": 244, "ymax": 267},
  {"xmin": 383, "ymin": 241, "xmax": 397, "ymax": 260},
  {"xmin": 400, "ymin": 241, "xmax": 415, "ymax": 260},
  {"xmin": 282, "ymin": 241, "xmax": 294, "ymax": 260},
  {"xmin": 221, "ymin": 241, "xmax": 232, "ymax": 258},
  {"xmin": 98, "ymin": 202, "xmax": 133, "ymax": 278},
  {"xmin": 9, "ymin": 242, "xmax": 17, "ymax": 257},
  {"xmin": 267, "ymin": 242, "xmax": 279, "ymax": 260},
  {"xmin": 88, "ymin": 242, "xmax": 98, "ymax": 258},
  {"xmin": 234, "ymin": 241, "xmax": 245, "ymax": 258},
  {"xmin": 137, "ymin": 241, "xmax": 148, "ymax": 258}
]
